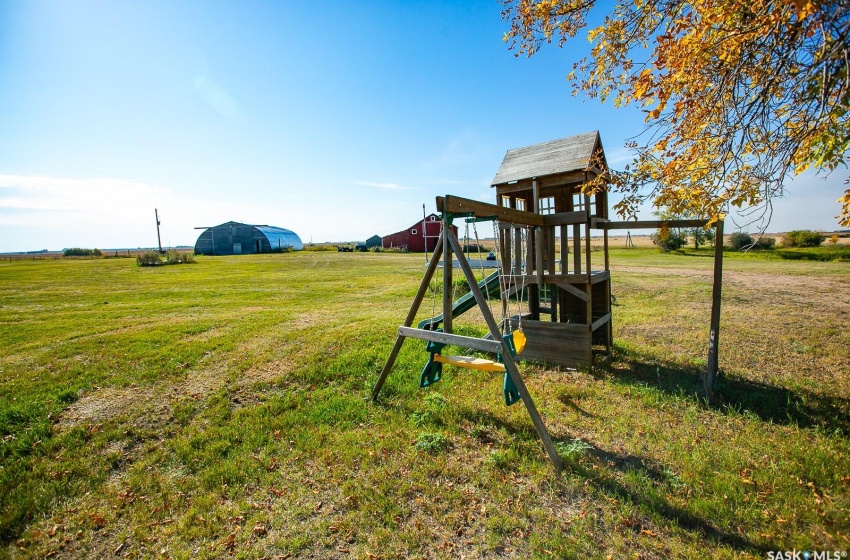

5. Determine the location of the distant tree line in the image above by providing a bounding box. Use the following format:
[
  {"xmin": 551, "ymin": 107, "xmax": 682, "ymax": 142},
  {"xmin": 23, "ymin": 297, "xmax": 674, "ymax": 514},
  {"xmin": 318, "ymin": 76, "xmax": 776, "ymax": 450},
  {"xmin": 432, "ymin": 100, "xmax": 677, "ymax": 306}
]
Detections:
[{"xmin": 63, "ymin": 248, "xmax": 102, "ymax": 257}]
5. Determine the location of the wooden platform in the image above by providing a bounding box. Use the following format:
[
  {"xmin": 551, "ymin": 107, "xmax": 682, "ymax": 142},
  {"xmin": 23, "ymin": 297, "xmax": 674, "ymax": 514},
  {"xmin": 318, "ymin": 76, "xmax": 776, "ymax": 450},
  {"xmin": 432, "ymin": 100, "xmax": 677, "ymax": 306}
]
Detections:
[{"xmin": 507, "ymin": 319, "xmax": 591, "ymax": 368}]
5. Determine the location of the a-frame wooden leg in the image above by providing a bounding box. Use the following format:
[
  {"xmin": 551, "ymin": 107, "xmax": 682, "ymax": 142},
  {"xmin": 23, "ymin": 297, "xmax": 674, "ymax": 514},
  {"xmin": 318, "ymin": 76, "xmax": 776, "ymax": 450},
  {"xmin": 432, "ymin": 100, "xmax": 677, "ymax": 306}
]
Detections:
[
  {"xmin": 371, "ymin": 241, "xmax": 444, "ymax": 401},
  {"xmin": 447, "ymin": 230, "xmax": 565, "ymax": 472}
]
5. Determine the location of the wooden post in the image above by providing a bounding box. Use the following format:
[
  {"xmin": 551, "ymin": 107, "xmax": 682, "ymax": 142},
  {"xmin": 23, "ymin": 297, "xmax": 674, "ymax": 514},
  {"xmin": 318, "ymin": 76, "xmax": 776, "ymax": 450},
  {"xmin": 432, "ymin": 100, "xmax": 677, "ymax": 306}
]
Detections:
[
  {"xmin": 705, "ymin": 220, "xmax": 724, "ymax": 398},
  {"xmin": 535, "ymin": 226, "xmax": 544, "ymax": 285},
  {"xmin": 584, "ymin": 195, "xmax": 592, "ymax": 277},
  {"xmin": 443, "ymin": 217, "xmax": 453, "ymax": 334},
  {"xmin": 569, "ymin": 193, "xmax": 581, "ymax": 274},
  {"xmin": 372, "ymin": 241, "xmax": 444, "ymax": 401},
  {"xmin": 500, "ymin": 223, "xmax": 511, "ymax": 321},
  {"xmin": 604, "ymin": 228, "xmax": 612, "ymax": 352},
  {"xmin": 514, "ymin": 226, "xmax": 522, "ymax": 276},
  {"xmin": 532, "ymin": 178, "xmax": 539, "ymax": 215},
  {"xmin": 603, "ymin": 229, "xmax": 610, "ymax": 272},
  {"xmin": 560, "ymin": 224, "xmax": 568, "ymax": 274}
]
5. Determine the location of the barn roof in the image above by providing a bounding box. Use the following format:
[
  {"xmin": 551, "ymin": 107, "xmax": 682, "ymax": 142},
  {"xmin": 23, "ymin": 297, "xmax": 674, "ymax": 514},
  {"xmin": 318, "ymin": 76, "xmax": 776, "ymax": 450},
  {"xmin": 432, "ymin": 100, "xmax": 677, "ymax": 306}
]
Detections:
[{"xmin": 491, "ymin": 131, "xmax": 604, "ymax": 186}]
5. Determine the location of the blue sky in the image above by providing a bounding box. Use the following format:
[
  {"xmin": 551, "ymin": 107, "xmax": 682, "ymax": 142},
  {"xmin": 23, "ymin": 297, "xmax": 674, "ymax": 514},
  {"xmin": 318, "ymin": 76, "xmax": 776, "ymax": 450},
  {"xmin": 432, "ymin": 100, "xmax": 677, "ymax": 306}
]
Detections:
[{"xmin": 0, "ymin": 0, "xmax": 846, "ymax": 252}]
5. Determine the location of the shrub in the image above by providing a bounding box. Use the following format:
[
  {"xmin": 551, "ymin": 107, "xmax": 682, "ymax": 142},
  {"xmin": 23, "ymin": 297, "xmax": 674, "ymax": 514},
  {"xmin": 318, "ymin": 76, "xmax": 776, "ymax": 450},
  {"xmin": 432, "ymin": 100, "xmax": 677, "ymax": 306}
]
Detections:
[
  {"xmin": 687, "ymin": 227, "xmax": 715, "ymax": 249},
  {"xmin": 164, "ymin": 249, "xmax": 195, "ymax": 264},
  {"xmin": 754, "ymin": 236, "xmax": 776, "ymax": 249},
  {"xmin": 269, "ymin": 245, "xmax": 295, "ymax": 253},
  {"xmin": 828, "ymin": 234, "xmax": 839, "ymax": 245},
  {"xmin": 462, "ymin": 243, "xmax": 488, "ymax": 254},
  {"xmin": 728, "ymin": 232, "xmax": 754, "ymax": 250},
  {"xmin": 414, "ymin": 432, "xmax": 450, "ymax": 453},
  {"xmin": 650, "ymin": 227, "xmax": 687, "ymax": 252},
  {"xmin": 782, "ymin": 230, "xmax": 823, "ymax": 247},
  {"xmin": 63, "ymin": 248, "xmax": 102, "ymax": 257},
  {"xmin": 302, "ymin": 244, "xmax": 337, "ymax": 252},
  {"xmin": 136, "ymin": 251, "xmax": 161, "ymax": 266}
]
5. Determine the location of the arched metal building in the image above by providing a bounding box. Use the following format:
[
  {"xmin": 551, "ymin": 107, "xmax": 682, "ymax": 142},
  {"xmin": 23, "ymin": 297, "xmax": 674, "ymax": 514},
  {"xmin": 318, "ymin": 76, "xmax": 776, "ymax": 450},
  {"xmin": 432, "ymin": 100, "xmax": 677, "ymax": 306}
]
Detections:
[{"xmin": 194, "ymin": 222, "xmax": 304, "ymax": 255}]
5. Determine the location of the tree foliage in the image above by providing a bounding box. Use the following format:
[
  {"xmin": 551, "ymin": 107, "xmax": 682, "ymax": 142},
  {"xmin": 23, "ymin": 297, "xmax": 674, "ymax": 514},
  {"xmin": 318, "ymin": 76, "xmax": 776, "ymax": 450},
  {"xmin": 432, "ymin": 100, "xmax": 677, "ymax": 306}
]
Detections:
[
  {"xmin": 782, "ymin": 229, "xmax": 824, "ymax": 246},
  {"xmin": 728, "ymin": 231, "xmax": 755, "ymax": 250},
  {"xmin": 688, "ymin": 225, "xmax": 715, "ymax": 248},
  {"xmin": 651, "ymin": 224, "xmax": 688, "ymax": 251},
  {"xmin": 502, "ymin": 0, "xmax": 850, "ymax": 226},
  {"xmin": 649, "ymin": 209, "xmax": 689, "ymax": 250}
]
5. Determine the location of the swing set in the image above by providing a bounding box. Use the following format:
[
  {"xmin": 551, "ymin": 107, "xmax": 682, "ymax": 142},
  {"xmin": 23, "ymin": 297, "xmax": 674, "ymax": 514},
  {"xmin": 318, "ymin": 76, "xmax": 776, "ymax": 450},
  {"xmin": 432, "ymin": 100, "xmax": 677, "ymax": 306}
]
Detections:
[{"xmin": 371, "ymin": 195, "xmax": 570, "ymax": 471}]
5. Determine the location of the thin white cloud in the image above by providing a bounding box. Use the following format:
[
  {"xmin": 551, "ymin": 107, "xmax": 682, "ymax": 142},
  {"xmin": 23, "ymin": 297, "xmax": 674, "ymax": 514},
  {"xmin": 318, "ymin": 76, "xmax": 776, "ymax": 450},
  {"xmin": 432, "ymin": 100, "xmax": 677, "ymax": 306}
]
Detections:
[
  {"xmin": 194, "ymin": 75, "xmax": 241, "ymax": 118},
  {"xmin": 0, "ymin": 175, "xmax": 166, "ymax": 212},
  {"xmin": 430, "ymin": 178, "xmax": 468, "ymax": 185},
  {"xmin": 604, "ymin": 147, "xmax": 635, "ymax": 166},
  {"xmin": 355, "ymin": 181, "xmax": 415, "ymax": 191},
  {"xmin": 0, "ymin": 174, "xmax": 176, "ymax": 251},
  {"xmin": 433, "ymin": 129, "xmax": 487, "ymax": 167}
]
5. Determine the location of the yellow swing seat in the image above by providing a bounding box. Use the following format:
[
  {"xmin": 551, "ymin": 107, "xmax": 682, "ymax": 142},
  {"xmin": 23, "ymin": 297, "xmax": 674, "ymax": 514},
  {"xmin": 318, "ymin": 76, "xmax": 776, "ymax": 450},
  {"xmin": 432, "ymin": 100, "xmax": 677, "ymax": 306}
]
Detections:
[
  {"xmin": 511, "ymin": 329, "xmax": 527, "ymax": 354},
  {"xmin": 433, "ymin": 354, "xmax": 505, "ymax": 372},
  {"xmin": 432, "ymin": 330, "xmax": 526, "ymax": 373}
]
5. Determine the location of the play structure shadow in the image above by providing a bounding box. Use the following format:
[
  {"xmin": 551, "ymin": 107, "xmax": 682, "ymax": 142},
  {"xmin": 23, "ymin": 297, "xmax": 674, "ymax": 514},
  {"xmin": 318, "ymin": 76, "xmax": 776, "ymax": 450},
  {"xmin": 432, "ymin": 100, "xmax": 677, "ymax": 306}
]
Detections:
[
  {"xmin": 565, "ymin": 440, "xmax": 769, "ymax": 554},
  {"xmin": 556, "ymin": 393, "xmax": 596, "ymax": 418},
  {"xmin": 459, "ymin": 407, "xmax": 765, "ymax": 553},
  {"xmin": 597, "ymin": 345, "xmax": 850, "ymax": 434}
]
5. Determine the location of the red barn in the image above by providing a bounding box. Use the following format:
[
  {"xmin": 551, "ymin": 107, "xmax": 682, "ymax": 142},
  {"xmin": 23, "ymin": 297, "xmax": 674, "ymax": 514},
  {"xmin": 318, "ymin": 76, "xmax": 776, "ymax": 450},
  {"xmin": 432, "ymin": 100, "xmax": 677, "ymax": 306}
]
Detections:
[{"xmin": 382, "ymin": 214, "xmax": 455, "ymax": 252}]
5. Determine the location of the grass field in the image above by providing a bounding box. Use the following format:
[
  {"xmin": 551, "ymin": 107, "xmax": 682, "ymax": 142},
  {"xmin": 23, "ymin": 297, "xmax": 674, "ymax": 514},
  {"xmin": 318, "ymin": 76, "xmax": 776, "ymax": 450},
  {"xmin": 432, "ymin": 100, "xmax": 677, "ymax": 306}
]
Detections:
[{"xmin": 1, "ymin": 249, "xmax": 848, "ymax": 558}]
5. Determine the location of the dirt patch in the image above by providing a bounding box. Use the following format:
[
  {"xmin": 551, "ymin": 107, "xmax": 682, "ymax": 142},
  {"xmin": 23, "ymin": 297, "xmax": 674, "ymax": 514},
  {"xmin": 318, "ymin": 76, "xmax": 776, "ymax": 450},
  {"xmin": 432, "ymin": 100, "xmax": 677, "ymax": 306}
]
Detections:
[
  {"xmin": 54, "ymin": 359, "xmax": 291, "ymax": 431},
  {"xmin": 616, "ymin": 265, "xmax": 849, "ymax": 312}
]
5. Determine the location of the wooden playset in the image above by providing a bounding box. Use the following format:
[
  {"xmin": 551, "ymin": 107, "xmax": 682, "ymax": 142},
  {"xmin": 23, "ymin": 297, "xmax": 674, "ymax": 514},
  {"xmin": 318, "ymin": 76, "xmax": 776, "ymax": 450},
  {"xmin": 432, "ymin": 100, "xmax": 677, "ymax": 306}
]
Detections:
[{"xmin": 371, "ymin": 131, "xmax": 725, "ymax": 471}]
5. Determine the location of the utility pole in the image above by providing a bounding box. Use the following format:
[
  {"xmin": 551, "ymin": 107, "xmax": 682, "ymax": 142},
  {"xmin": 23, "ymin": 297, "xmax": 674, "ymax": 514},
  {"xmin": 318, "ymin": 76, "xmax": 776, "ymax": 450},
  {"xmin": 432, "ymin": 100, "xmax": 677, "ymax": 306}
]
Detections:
[
  {"xmin": 155, "ymin": 209, "xmax": 163, "ymax": 253},
  {"xmin": 423, "ymin": 203, "xmax": 427, "ymax": 264}
]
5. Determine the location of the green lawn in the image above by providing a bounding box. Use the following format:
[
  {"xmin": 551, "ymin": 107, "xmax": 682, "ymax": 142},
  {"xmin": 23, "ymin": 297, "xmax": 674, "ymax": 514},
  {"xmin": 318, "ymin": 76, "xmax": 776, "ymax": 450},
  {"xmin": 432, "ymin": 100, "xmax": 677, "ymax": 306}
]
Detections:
[{"xmin": 1, "ymin": 250, "xmax": 847, "ymax": 558}]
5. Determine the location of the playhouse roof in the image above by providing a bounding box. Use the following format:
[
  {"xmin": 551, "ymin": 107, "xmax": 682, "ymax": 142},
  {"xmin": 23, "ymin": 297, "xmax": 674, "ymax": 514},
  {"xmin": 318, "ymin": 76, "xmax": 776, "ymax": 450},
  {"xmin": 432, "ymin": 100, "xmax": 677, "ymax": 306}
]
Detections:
[{"xmin": 491, "ymin": 131, "xmax": 604, "ymax": 187}]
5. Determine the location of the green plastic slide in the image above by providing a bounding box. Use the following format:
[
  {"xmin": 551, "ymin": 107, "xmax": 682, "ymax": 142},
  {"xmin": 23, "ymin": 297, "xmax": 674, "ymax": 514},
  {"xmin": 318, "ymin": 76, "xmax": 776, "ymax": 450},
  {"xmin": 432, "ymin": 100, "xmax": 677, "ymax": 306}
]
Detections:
[{"xmin": 418, "ymin": 270, "xmax": 501, "ymax": 330}]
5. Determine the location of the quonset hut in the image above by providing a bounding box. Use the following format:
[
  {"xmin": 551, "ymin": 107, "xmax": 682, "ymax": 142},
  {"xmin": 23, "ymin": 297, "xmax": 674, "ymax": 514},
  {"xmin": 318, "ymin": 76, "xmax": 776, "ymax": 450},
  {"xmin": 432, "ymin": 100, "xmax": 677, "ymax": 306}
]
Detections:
[{"xmin": 194, "ymin": 222, "xmax": 303, "ymax": 255}]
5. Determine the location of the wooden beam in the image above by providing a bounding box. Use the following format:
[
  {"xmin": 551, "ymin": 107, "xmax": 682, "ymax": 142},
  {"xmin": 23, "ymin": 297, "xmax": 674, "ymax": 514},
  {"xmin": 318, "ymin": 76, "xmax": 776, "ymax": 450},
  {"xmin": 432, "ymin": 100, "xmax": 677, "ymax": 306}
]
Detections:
[
  {"xmin": 443, "ymin": 220, "xmax": 453, "ymax": 333},
  {"xmin": 543, "ymin": 211, "xmax": 587, "ymax": 227},
  {"xmin": 591, "ymin": 313, "xmax": 612, "ymax": 332},
  {"xmin": 437, "ymin": 195, "xmax": 544, "ymax": 227},
  {"xmin": 603, "ymin": 219, "xmax": 711, "ymax": 230},
  {"xmin": 493, "ymin": 170, "xmax": 588, "ymax": 193},
  {"xmin": 397, "ymin": 326, "xmax": 502, "ymax": 354},
  {"xmin": 590, "ymin": 217, "xmax": 610, "ymax": 229},
  {"xmin": 557, "ymin": 282, "xmax": 589, "ymax": 302}
]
